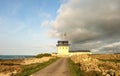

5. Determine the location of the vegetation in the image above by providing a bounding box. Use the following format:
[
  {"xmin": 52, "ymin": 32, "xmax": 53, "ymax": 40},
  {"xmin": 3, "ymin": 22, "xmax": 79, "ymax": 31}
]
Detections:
[
  {"xmin": 70, "ymin": 54, "xmax": 120, "ymax": 76},
  {"xmin": 68, "ymin": 58, "xmax": 83, "ymax": 76},
  {"xmin": 90, "ymin": 54, "xmax": 120, "ymax": 63},
  {"xmin": 99, "ymin": 59, "xmax": 120, "ymax": 63},
  {"xmin": 16, "ymin": 58, "xmax": 58, "ymax": 76},
  {"xmin": 35, "ymin": 53, "xmax": 51, "ymax": 58},
  {"xmin": 0, "ymin": 59, "xmax": 22, "ymax": 65},
  {"xmin": 89, "ymin": 54, "xmax": 120, "ymax": 60}
]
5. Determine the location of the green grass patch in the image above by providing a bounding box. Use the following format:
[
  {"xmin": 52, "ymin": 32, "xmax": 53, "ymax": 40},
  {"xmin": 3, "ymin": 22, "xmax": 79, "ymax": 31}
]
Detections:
[
  {"xmin": 16, "ymin": 58, "xmax": 58, "ymax": 76},
  {"xmin": 68, "ymin": 58, "xmax": 83, "ymax": 76}
]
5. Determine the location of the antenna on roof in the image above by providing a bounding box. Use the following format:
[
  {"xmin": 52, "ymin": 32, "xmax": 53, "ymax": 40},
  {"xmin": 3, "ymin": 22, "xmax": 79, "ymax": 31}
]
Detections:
[{"xmin": 63, "ymin": 32, "xmax": 67, "ymax": 41}]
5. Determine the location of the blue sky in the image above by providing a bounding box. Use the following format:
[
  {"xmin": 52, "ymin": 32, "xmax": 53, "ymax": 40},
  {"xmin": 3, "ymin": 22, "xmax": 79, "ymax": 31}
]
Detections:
[{"xmin": 0, "ymin": 0, "xmax": 61, "ymax": 55}]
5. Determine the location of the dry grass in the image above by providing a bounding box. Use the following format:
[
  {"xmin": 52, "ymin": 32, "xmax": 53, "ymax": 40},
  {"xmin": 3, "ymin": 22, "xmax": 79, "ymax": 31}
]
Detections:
[
  {"xmin": 0, "ymin": 59, "xmax": 23, "ymax": 65},
  {"xmin": 70, "ymin": 54, "xmax": 120, "ymax": 76},
  {"xmin": 0, "ymin": 59, "xmax": 22, "ymax": 76},
  {"xmin": 90, "ymin": 54, "xmax": 120, "ymax": 60},
  {"xmin": 0, "ymin": 57, "xmax": 55, "ymax": 76}
]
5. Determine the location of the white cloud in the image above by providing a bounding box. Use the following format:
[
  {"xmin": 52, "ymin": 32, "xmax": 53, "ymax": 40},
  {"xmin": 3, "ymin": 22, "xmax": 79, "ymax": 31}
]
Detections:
[
  {"xmin": 46, "ymin": 29, "xmax": 60, "ymax": 38},
  {"xmin": 41, "ymin": 20, "xmax": 52, "ymax": 27},
  {"xmin": 102, "ymin": 42, "xmax": 120, "ymax": 48},
  {"xmin": 47, "ymin": 0, "xmax": 120, "ymax": 53},
  {"xmin": 39, "ymin": 12, "xmax": 51, "ymax": 19}
]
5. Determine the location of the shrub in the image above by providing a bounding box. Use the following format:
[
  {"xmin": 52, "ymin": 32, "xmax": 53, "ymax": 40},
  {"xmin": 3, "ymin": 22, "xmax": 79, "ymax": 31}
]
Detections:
[{"xmin": 36, "ymin": 53, "xmax": 51, "ymax": 58}]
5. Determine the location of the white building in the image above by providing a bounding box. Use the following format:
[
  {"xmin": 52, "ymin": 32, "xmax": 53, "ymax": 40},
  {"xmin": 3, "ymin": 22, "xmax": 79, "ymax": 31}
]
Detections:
[{"xmin": 56, "ymin": 40, "xmax": 91, "ymax": 56}]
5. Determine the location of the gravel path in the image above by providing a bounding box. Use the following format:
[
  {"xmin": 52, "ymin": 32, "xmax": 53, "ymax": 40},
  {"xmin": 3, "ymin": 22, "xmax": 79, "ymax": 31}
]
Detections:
[{"xmin": 31, "ymin": 58, "xmax": 70, "ymax": 76}]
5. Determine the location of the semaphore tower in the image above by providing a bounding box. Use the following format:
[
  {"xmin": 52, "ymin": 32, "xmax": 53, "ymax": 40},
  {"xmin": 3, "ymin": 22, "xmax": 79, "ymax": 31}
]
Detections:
[{"xmin": 56, "ymin": 33, "xmax": 70, "ymax": 56}]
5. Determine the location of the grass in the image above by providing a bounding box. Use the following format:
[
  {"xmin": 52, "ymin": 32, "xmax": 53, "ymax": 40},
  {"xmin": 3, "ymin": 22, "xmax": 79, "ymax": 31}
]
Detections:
[
  {"xmin": 68, "ymin": 58, "xmax": 83, "ymax": 76},
  {"xmin": 99, "ymin": 59, "xmax": 120, "ymax": 63},
  {"xmin": 16, "ymin": 57, "xmax": 58, "ymax": 76},
  {"xmin": 36, "ymin": 53, "xmax": 51, "ymax": 58}
]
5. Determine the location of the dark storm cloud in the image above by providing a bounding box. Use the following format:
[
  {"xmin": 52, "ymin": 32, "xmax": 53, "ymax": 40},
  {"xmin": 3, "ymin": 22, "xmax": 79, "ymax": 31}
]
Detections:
[{"xmin": 48, "ymin": 0, "xmax": 120, "ymax": 53}]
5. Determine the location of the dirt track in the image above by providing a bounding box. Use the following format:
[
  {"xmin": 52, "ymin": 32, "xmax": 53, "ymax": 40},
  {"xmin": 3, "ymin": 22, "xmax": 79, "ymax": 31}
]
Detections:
[{"xmin": 31, "ymin": 58, "xmax": 70, "ymax": 76}]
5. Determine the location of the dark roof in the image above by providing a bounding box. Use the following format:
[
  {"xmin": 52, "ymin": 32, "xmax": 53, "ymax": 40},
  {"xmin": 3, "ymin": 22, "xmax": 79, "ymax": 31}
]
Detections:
[
  {"xmin": 70, "ymin": 50, "xmax": 91, "ymax": 52},
  {"xmin": 57, "ymin": 40, "xmax": 70, "ymax": 46},
  {"xmin": 56, "ymin": 44, "xmax": 70, "ymax": 46},
  {"xmin": 58, "ymin": 41, "xmax": 68, "ymax": 43}
]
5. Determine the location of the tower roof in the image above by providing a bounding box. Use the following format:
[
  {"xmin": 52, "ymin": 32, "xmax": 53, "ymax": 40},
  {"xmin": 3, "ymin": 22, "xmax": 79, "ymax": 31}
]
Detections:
[
  {"xmin": 58, "ymin": 41, "xmax": 68, "ymax": 43},
  {"xmin": 56, "ymin": 40, "xmax": 70, "ymax": 46}
]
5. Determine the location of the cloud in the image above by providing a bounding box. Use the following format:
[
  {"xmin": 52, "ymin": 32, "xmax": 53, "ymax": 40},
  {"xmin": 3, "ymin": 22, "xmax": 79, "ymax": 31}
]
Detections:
[
  {"xmin": 46, "ymin": 29, "xmax": 60, "ymax": 38},
  {"xmin": 41, "ymin": 20, "xmax": 52, "ymax": 27},
  {"xmin": 48, "ymin": 0, "xmax": 120, "ymax": 53},
  {"xmin": 39, "ymin": 12, "xmax": 51, "ymax": 19},
  {"xmin": 95, "ymin": 42, "xmax": 120, "ymax": 53}
]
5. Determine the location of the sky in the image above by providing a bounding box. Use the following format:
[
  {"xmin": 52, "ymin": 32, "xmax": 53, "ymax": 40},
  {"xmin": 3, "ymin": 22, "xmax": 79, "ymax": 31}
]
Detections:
[{"xmin": 0, "ymin": 0, "xmax": 120, "ymax": 55}]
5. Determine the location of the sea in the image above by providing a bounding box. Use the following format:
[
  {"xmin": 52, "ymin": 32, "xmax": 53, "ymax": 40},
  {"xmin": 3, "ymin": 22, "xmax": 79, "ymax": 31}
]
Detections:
[{"xmin": 0, "ymin": 55, "xmax": 34, "ymax": 59}]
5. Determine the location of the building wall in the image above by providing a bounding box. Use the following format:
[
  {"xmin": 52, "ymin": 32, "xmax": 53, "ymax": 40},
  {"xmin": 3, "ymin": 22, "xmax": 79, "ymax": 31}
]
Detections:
[
  {"xmin": 57, "ymin": 45, "xmax": 91, "ymax": 56},
  {"xmin": 69, "ymin": 52, "xmax": 92, "ymax": 56},
  {"xmin": 57, "ymin": 46, "xmax": 69, "ymax": 56}
]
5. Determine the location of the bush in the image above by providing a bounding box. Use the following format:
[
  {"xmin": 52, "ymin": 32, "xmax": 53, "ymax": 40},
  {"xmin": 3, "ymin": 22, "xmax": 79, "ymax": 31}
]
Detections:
[{"xmin": 36, "ymin": 53, "xmax": 51, "ymax": 58}]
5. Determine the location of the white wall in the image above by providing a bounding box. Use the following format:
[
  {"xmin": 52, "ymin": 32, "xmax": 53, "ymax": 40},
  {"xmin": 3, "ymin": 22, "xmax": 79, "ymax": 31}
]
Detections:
[
  {"xmin": 57, "ymin": 46, "xmax": 69, "ymax": 56},
  {"xmin": 69, "ymin": 52, "xmax": 92, "ymax": 56}
]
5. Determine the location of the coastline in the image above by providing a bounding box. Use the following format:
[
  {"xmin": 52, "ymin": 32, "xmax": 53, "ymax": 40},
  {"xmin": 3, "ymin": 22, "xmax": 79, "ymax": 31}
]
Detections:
[{"xmin": 0, "ymin": 55, "xmax": 34, "ymax": 60}]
